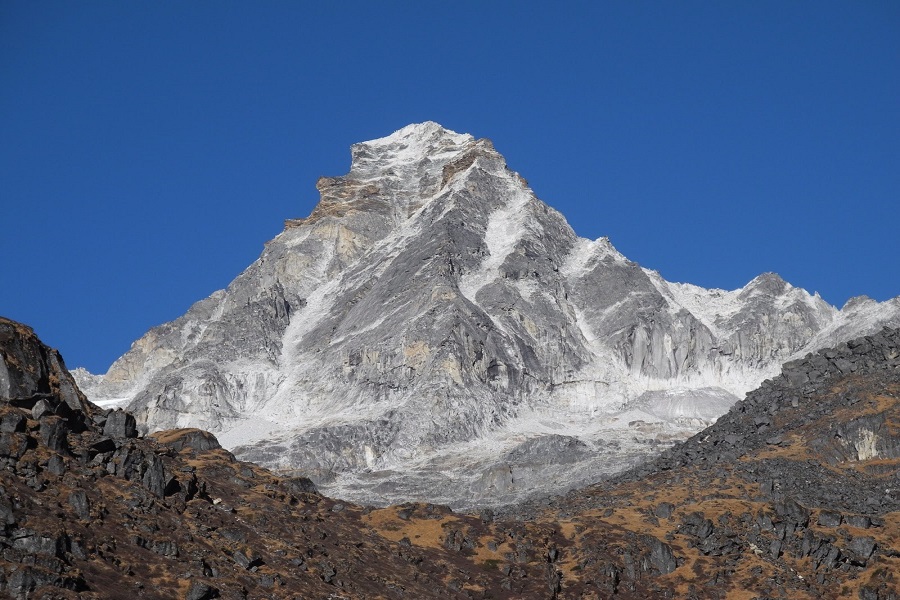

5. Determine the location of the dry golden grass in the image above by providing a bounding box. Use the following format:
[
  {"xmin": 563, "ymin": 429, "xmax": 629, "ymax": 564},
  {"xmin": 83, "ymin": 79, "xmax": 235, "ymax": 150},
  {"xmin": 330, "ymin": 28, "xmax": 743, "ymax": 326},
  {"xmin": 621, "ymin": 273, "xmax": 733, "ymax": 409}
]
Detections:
[{"xmin": 361, "ymin": 507, "xmax": 450, "ymax": 549}]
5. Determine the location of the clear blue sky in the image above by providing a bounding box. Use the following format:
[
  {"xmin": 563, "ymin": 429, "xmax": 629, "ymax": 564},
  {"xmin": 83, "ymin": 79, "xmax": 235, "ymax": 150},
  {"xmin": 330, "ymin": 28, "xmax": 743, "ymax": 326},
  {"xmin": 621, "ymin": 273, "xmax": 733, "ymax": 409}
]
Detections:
[{"xmin": 2, "ymin": 2, "xmax": 898, "ymax": 373}]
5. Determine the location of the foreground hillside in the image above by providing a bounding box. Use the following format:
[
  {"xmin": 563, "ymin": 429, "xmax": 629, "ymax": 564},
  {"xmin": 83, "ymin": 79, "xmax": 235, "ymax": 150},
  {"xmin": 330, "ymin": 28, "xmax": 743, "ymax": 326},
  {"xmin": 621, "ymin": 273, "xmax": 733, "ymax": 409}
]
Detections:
[{"xmin": 2, "ymin": 316, "xmax": 899, "ymax": 599}]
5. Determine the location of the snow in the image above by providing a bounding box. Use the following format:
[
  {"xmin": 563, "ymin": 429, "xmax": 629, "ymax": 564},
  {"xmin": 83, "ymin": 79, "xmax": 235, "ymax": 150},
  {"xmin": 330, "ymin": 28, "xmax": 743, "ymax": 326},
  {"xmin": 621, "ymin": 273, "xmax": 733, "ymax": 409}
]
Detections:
[
  {"xmin": 642, "ymin": 269, "xmax": 742, "ymax": 339},
  {"xmin": 93, "ymin": 397, "xmax": 131, "ymax": 409},
  {"xmin": 630, "ymin": 387, "xmax": 738, "ymax": 421},
  {"xmin": 216, "ymin": 416, "xmax": 287, "ymax": 450},
  {"xmin": 351, "ymin": 122, "xmax": 474, "ymax": 184},
  {"xmin": 798, "ymin": 296, "xmax": 900, "ymax": 356},
  {"xmin": 458, "ymin": 186, "xmax": 533, "ymax": 303},
  {"xmin": 363, "ymin": 121, "xmax": 472, "ymax": 154},
  {"xmin": 560, "ymin": 237, "xmax": 625, "ymax": 279}
]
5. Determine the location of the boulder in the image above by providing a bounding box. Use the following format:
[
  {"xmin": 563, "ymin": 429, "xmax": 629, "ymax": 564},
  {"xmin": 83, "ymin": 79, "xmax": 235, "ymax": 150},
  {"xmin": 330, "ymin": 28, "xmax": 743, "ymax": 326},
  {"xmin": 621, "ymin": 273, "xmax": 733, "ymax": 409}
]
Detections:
[
  {"xmin": 68, "ymin": 491, "xmax": 90, "ymax": 520},
  {"xmin": 0, "ymin": 411, "xmax": 26, "ymax": 433},
  {"xmin": 152, "ymin": 428, "xmax": 222, "ymax": 453},
  {"xmin": 103, "ymin": 409, "xmax": 137, "ymax": 439},
  {"xmin": 817, "ymin": 510, "xmax": 842, "ymax": 528},
  {"xmin": 39, "ymin": 417, "xmax": 69, "ymax": 453}
]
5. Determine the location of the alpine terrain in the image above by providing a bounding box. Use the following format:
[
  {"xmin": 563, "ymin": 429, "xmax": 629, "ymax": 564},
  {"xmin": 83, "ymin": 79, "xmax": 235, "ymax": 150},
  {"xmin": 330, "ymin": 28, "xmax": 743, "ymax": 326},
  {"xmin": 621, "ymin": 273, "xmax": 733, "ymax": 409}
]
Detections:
[
  {"xmin": 3, "ymin": 317, "xmax": 900, "ymax": 599},
  {"xmin": 75, "ymin": 122, "xmax": 900, "ymax": 507}
]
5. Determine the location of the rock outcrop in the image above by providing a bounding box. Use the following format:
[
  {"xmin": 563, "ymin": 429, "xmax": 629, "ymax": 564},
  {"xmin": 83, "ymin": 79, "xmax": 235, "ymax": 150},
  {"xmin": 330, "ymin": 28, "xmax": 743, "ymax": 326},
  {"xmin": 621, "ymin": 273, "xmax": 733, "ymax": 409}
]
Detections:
[
  {"xmin": 511, "ymin": 327, "xmax": 900, "ymax": 598},
  {"xmin": 75, "ymin": 122, "xmax": 900, "ymax": 507}
]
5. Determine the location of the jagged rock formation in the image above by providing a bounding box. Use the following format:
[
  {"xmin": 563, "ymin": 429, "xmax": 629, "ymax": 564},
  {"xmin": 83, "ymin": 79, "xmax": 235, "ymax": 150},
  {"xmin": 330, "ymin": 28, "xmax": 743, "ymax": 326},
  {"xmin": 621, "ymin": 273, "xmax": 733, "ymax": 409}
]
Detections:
[
  {"xmin": 4, "ymin": 320, "xmax": 900, "ymax": 598},
  {"xmin": 513, "ymin": 326, "xmax": 900, "ymax": 598},
  {"xmin": 75, "ymin": 122, "xmax": 900, "ymax": 507}
]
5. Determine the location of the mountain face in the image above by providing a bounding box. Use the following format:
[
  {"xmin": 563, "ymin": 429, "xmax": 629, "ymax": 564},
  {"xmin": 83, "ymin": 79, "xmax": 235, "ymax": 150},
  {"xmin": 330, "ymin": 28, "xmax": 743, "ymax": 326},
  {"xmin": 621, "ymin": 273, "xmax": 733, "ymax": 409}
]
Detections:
[
  {"xmin": 76, "ymin": 122, "xmax": 900, "ymax": 507},
  {"xmin": 4, "ymin": 319, "xmax": 900, "ymax": 599}
]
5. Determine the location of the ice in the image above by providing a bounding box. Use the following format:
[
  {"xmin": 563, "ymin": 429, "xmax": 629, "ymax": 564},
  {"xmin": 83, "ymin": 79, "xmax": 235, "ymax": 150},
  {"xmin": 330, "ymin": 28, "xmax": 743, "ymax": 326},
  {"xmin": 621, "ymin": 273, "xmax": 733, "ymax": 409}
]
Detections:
[{"xmin": 458, "ymin": 186, "xmax": 533, "ymax": 303}]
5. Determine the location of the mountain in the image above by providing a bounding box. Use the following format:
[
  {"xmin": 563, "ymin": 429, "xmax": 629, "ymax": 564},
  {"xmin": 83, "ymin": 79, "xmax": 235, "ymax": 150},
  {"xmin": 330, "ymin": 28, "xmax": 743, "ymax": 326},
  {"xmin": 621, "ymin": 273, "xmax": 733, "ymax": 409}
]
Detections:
[
  {"xmin": 75, "ymin": 122, "xmax": 900, "ymax": 507},
  {"xmin": 4, "ymin": 318, "xmax": 900, "ymax": 599}
]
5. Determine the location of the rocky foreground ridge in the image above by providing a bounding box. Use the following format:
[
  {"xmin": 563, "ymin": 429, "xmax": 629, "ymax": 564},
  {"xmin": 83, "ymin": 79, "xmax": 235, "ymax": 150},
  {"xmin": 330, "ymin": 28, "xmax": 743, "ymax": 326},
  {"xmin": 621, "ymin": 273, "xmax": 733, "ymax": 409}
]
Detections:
[
  {"xmin": 3, "ymin": 317, "xmax": 900, "ymax": 598},
  {"xmin": 75, "ymin": 122, "xmax": 900, "ymax": 508}
]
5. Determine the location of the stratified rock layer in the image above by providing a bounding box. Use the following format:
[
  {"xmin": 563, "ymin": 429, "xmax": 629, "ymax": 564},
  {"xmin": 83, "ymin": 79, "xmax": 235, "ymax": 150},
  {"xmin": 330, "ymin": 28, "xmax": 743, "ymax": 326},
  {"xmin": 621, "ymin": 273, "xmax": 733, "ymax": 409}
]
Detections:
[{"xmin": 76, "ymin": 122, "xmax": 900, "ymax": 507}]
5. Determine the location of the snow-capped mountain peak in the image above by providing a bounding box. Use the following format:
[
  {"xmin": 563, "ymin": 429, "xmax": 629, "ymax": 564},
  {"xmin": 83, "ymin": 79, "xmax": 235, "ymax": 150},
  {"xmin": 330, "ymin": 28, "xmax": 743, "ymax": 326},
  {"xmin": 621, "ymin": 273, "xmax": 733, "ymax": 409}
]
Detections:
[{"xmin": 75, "ymin": 123, "xmax": 900, "ymax": 508}]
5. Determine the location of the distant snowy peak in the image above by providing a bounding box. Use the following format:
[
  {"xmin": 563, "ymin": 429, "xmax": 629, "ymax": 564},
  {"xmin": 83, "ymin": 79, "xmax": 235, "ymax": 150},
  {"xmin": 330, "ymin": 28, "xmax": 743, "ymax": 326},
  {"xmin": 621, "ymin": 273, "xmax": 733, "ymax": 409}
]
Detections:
[
  {"xmin": 287, "ymin": 122, "xmax": 506, "ymax": 231},
  {"xmin": 562, "ymin": 237, "xmax": 629, "ymax": 279},
  {"xmin": 351, "ymin": 121, "xmax": 474, "ymax": 173}
]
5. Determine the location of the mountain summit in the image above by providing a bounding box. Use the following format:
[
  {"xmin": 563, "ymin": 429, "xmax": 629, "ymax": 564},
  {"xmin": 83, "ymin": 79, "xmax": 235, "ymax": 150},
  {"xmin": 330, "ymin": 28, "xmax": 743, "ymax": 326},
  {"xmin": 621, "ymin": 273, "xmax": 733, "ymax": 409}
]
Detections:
[{"xmin": 77, "ymin": 123, "xmax": 900, "ymax": 507}]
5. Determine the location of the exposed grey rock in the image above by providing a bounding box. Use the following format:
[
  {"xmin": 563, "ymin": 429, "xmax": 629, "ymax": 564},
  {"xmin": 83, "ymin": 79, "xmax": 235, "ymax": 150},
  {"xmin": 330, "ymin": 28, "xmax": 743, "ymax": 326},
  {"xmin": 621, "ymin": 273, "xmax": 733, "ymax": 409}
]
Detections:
[
  {"xmin": 653, "ymin": 502, "xmax": 675, "ymax": 519},
  {"xmin": 39, "ymin": 417, "xmax": 68, "ymax": 454},
  {"xmin": 233, "ymin": 549, "xmax": 262, "ymax": 570},
  {"xmin": 46, "ymin": 454, "xmax": 66, "ymax": 476},
  {"xmin": 75, "ymin": 123, "xmax": 900, "ymax": 508},
  {"xmin": 0, "ymin": 501, "xmax": 16, "ymax": 526},
  {"xmin": 103, "ymin": 409, "xmax": 137, "ymax": 439},
  {"xmin": 281, "ymin": 476, "xmax": 318, "ymax": 495},
  {"xmin": 774, "ymin": 497, "xmax": 810, "ymax": 528},
  {"xmin": 847, "ymin": 536, "xmax": 876, "ymax": 564},
  {"xmin": 30, "ymin": 399, "xmax": 52, "ymax": 420},
  {"xmin": 0, "ymin": 432, "xmax": 30, "ymax": 460},
  {"xmin": 0, "ymin": 319, "xmax": 94, "ymax": 430},
  {"xmin": 818, "ymin": 510, "xmax": 842, "ymax": 528},
  {"xmin": 106, "ymin": 444, "xmax": 168, "ymax": 497},
  {"xmin": 11, "ymin": 529, "xmax": 61, "ymax": 557},
  {"xmin": 645, "ymin": 536, "xmax": 678, "ymax": 575},
  {"xmin": 0, "ymin": 412, "xmax": 25, "ymax": 433},
  {"xmin": 680, "ymin": 512, "xmax": 714, "ymax": 539},
  {"xmin": 846, "ymin": 514, "xmax": 872, "ymax": 529},
  {"xmin": 68, "ymin": 490, "xmax": 90, "ymax": 520}
]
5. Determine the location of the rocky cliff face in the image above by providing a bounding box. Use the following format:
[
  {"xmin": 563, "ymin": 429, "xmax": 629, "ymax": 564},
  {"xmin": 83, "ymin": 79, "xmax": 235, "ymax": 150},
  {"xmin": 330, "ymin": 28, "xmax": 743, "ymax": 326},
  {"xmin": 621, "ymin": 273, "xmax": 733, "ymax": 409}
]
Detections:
[{"xmin": 76, "ymin": 122, "xmax": 900, "ymax": 507}]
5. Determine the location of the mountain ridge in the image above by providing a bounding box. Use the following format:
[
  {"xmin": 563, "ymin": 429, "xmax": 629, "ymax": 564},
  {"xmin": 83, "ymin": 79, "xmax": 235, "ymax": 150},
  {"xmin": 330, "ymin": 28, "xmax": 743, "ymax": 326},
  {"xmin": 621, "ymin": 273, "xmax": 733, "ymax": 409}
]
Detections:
[{"xmin": 74, "ymin": 122, "xmax": 900, "ymax": 507}]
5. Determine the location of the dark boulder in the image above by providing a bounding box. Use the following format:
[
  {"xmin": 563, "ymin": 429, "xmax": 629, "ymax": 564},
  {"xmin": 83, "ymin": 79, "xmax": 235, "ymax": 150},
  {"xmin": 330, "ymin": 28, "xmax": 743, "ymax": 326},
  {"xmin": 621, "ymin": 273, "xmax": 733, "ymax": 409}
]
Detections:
[
  {"xmin": 818, "ymin": 510, "xmax": 842, "ymax": 528},
  {"xmin": 847, "ymin": 536, "xmax": 876, "ymax": 565},
  {"xmin": 0, "ymin": 412, "xmax": 26, "ymax": 433},
  {"xmin": 653, "ymin": 502, "xmax": 675, "ymax": 519},
  {"xmin": 106, "ymin": 444, "xmax": 168, "ymax": 497},
  {"xmin": 103, "ymin": 409, "xmax": 137, "ymax": 439},
  {"xmin": 0, "ymin": 432, "xmax": 32, "ymax": 460},
  {"xmin": 774, "ymin": 497, "xmax": 810, "ymax": 528},
  {"xmin": 0, "ymin": 318, "xmax": 94, "ymax": 428},
  {"xmin": 846, "ymin": 514, "xmax": 872, "ymax": 529},
  {"xmin": 680, "ymin": 512, "xmax": 714, "ymax": 539},
  {"xmin": 39, "ymin": 417, "xmax": 69, "ymax": 453},
  {"xmin": 185, "ymin": 581, "xmax": 219, "ymax": 600},
  {"xmin": 46, "ymin": 454, "xmax": 66, "ymax": 476},
  {"xmin": 30, "ymin": 398, "xmax": 53, "ymax": 420},
  {"xmin": 645, "ymin": 535, "xmax": 678, "ymax": 575},
  {"xmin": 280, "ymin": 476, "xmax": 318, "ymax": 496},
  {"xmin": 68, "ymin": 491, "xmax": 90, "ymax": 520}
]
